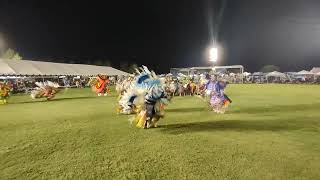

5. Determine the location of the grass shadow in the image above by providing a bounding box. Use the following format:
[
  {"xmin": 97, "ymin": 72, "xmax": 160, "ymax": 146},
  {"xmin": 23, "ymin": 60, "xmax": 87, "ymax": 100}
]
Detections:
[
  {"xmin": 11, "ymin": 96, "xmax": 99, "ymax": 104},
  {"xmin": 166, "ymin": 107, "xmax": 207, "ymax": 113},
  {"xmin": 231, "ymin": 103, "xmax": 320, "ymax": 114},
  {"xmin": 159, "ymin": 119, "xmax": 318, "ymax": 134}
]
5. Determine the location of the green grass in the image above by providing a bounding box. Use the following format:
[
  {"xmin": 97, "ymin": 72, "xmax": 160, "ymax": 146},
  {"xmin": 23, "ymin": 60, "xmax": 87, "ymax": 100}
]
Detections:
[{"xmin": 1, "ymin": 85, "xmax": 320, "ymax": 179}]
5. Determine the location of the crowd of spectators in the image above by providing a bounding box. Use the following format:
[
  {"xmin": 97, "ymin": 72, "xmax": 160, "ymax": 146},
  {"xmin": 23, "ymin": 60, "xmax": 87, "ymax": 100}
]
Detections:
[{"xmin": 0, "ymin": 76, "xmax": 118, "ymax": 94}]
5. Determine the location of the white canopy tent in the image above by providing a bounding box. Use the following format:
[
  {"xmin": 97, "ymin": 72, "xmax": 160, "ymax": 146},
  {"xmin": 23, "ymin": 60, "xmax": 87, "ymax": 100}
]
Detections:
[
  {"xmin": 0, "ymin": 60, "xmax": 15, "ymax": 75},
  {"xmin": 310, "ymin": 67, "xmax": 320, "ymax": 74},
  {"xmin": 0, "ymin": 59, "xmax": 129, "ymax": 76},
  {"xmin": 212, "ymin": 65, "xmax": 244, "ymax": 74},
  {"xmin": 266, "ymin": 71, "xmax": 286, "ymax": 83},
  {"xmin": 6, "ymin": 60, "xmax": 43, "ymax": 75},
  {"xmin": 252, "ymin": 72, "xmax": 264, "ymax": 76},
  {"xmin": 266, "ymin": 71, "xmax": 286, "ymax": 78},
  {"xmin": 295, "ymin": 70, "xmax": 314, "ymax": 75},
  {"xmin": 243, "ymin": 72, "xmax": 251, "ymax": 76},
  {"xmin": 294, "ymin": 70, "xmax": 316, "ymax": 82}
]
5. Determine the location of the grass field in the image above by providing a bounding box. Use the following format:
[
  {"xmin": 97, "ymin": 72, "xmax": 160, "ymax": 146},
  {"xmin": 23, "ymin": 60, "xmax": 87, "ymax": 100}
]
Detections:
[{"xmin": 1, "ymin": 84, "xmax": 320, "ymax": 179}]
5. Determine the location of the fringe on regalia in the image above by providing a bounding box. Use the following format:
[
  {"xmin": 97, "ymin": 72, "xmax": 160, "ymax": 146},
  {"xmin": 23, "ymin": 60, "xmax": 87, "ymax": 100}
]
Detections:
[{"xmin": 131, "ymin": 97, "xmax": 168, "ymax": 129}]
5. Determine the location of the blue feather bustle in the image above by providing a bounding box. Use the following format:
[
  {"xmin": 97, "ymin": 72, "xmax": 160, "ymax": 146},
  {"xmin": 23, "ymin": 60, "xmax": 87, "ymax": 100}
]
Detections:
[
  {"xmin": 117, "ymin": 65, "xmax": 170, "ymax": 129},
  {"xmin": 135, "ymin": 73, "xmax": 161, "ymax": 89}
]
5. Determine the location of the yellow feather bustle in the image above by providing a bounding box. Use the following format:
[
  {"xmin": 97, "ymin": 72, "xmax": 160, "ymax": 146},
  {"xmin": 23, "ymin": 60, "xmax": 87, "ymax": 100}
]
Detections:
[{"xmin": 135, "ymin": 111, "xmax": 147, "ymax": 128}]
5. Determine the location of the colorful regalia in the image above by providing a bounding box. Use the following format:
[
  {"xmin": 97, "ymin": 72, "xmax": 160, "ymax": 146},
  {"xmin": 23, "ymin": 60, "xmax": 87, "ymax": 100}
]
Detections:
[
  {"xmin": 90, "ymin": 75, "xmax": 110, "ymax": 96},
  {"xmin": 117, "ymin": 68, "xmax": 156, "ymax": 115},
  {"xmin": 169, "ymin": 80, "xmax": 178, "ymax": 96},
  {"xmin": 205, "ymin": 80, "xmax": 215, "ymax": 99},
  {"xmin": 115, "ymin": 76, "xmax": 134, "ymax": 97},
  {"xmin": 135, "ymin": 85, "xmax": 169, "ymax": 129},
  {"xmin": 188, "ymin": 80, "xmax": 197, "ymax": 96},
  {"xmin": 118, "ymin": 66, "xmax": 170, "ymax": 129},
  {"xmin": 31, "ymin": 81, "xmax": 60, "ymax": 100},
  {"xmin": 209, "ymin": 81, "xmax": 232, "ymax": 114},
  {"xmin": 0, "ymin": 82, "xmax": 12, "ymax": 104}
]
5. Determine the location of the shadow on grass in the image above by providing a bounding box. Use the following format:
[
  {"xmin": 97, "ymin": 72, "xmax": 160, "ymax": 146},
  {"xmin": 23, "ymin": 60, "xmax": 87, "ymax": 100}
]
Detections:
[
  {"xmin": 11, "ymin": 96, "xmax": 98, "ymax": 104},
  {"xmin": 166, "ymin": 107, "xmax": 207, "ymax": 113},
  {"xmin": 159, "ymin": 119, "xmax": 318, "ymax": 134},
  {"xmin": 231, "ymin": 103, "xmax": 320, "ymax": 114}
]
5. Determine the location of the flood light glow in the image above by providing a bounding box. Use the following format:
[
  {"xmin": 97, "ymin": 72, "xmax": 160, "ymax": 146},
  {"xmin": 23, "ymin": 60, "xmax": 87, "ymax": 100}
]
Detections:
[{"xmin": 209, "ymin": 47, "xmax": 218, "ymax": 62}]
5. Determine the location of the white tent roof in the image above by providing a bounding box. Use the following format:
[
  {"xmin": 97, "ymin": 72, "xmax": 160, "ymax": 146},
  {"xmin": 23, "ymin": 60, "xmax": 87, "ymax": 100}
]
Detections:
[
  {"xmin": 0, "ymin": 59, "xmax": 129, "ymax": 76},
  {"xmin": 0, "ymin": 60, "xmax": 15, "ymax": 75},
  {"xmin": 190, "ymin": 66, "xmax": 212, "ymax": 70},
  {"xmin": 296, "ymin": 70, "xmax": 314, "ymax": 75},
  {"xmin": 311, "ymin": 67, "xmax": 320, "ymax": 74},
  {"xmin": 212, "ymin": 65, "xmax": 244, "ymax": 69},
  {"xmin": 266, "ymin": 71, "xmax": 286, "ymax": 78},
  {"xmin": 7, "ymin": 60, "xmax": 46, "ymax": 75},
  {"xmin": 173, "ymin": 65, "xmax": 244, "ymax": 72},
  {"xmin": 252, "ymin": 72, "xmax": 264, "ymax": 76},
  {"xmin": 243, "ymin": 72, "xmax": 251, "ymax": 76},
  {"xmin": 30, "ymin": 61, "xmax": 73, "ymax": 76}
]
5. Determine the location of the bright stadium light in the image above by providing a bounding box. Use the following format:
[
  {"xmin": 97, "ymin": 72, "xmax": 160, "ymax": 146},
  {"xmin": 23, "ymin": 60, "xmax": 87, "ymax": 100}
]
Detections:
[{"xmin": 209, "ymin": 47, "xmax": 218, "ymax": 62}]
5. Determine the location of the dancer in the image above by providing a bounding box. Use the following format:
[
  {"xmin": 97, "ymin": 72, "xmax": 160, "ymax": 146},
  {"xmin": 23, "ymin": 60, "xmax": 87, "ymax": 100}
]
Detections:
[
  {"xmin": 90, "ymin": 75, "xmax": 110, "ymax": 96},
  {"xmin": 31, "ymin": 81, "xmax": 60, "ymax": 100},
  {"xmin": 117, "ymin": 65, "xmax": 170, "ymax": 128},
  {"xmin": 135, "ymin": 86, "xmax": 169, "ymax": 129},
  {"xmin": 188, "ymin": 79, "xmax": 197, "ymax": 96},
  {"xmin": 169, "ymin": 80, "xmax": 178, "ymax": 97},
  {"xmin": 209, "ymin": 80, "xmax": 232, "ymax": 114},
  {"xmin": 116, "ymin": 75, "xmax": 133, "ymax": 97},
  {"xmin": 117, "ymin": 73, "xmax": 150, "ymax": 115},
  {"xmin": 178, "ymin": 81, "xmax": 185, "ymax": 96},
  {"xmin": 0, "ymin": 82, "xmax": 12, "ymax": 104},
  {"xmin": 197, "ymin": 74, "xmax": 209, "ymax": 97},
  {"xmin": 145, "ymin": 85, "xmax": 169, "ymax": 128},
  {"xmin": 117, "ymin": 67, "xmax": 161, "ymax": 115},
  {"xmin": 204, "ymin": 75, "xmax": 216, "ymax": 99}
]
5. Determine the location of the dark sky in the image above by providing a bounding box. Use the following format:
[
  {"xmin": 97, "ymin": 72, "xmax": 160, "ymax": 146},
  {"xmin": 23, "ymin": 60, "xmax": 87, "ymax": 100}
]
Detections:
[{"xmin": 0, "ymin": 0, "xmax": 320, "ymax": 73}]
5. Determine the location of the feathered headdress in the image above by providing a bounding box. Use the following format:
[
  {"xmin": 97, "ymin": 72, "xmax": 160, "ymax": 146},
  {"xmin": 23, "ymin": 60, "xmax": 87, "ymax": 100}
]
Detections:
[
  {"xmin": 31, "ymin": 81, "xmax": 60, "ymax": 99},
  {"xmin": 118, "ymin": 65, "xmax": 167, "ymax": 114}
]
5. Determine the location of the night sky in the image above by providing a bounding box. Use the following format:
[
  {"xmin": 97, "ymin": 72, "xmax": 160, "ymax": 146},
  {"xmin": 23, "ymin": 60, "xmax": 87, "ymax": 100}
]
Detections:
[{"xmin": 0, "ymin": 0, "xmax": 320, "ymax": 73}]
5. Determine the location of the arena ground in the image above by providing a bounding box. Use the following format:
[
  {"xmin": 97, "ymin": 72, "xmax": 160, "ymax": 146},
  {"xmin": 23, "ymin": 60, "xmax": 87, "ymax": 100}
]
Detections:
[{"xmin": 1, "ymin": 84, "xmax": 320, "ymax": 179}]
